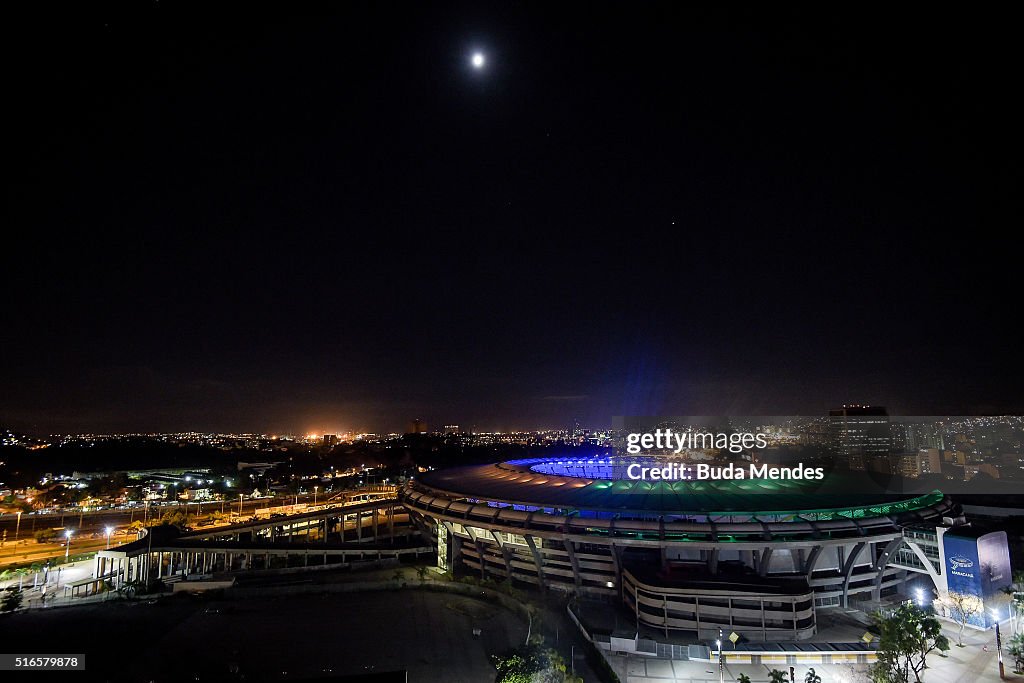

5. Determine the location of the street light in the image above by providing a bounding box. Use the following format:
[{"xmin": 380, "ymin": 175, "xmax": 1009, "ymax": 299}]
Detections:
[
  {"xmin": 314, "ymin": 486, "xmax": 319, "ymax": 506},
  {"xmin": 238, "ymin": 493, "xmax": 244, "ymax": 517},
  {"xmin": 992, "ymin": 607, "xmax": 1005, "ymax": 679},
  {"xmin": 716, "ymin": 630, "xmax": 724, "ymax": 683},
  {"xmin": 916, "ymin": 587, "xmax": 924, "ymax": 606},
  {"xmin": 5, "ymin": 510, "xmax": 23, "ymax": 559},
  {"xmin": 105, "ymin": 526, "xmax": 113, "ymax": 549},
  {"xmin": 64, "ymin": 529, "xmax": 73, "ymax": 559}
]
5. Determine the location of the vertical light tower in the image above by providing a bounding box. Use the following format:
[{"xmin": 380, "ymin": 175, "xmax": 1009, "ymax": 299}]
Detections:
[
  {"xmin": 14, "ymin": 510, "xmax": 22, "ymax": 555},
  {"xmin": 64, "ymin": 529, "xmax": 73, "ymax": 559},
  {"xmin": 992, "ymin": 608, "xmax": 1005, "ymax": 679},
  {"xmin": 717, "ymin": 627, "xmax": 724, "ymax": 683},
  {"xmin": 105, "ymin": 526, "xmax": 113, "ymax": 549}
]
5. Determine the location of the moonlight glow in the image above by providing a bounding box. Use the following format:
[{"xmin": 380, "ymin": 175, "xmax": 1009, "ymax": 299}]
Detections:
[{"xmin": 471, "ymin": 53, "xmax": 485, "ymax": 68}]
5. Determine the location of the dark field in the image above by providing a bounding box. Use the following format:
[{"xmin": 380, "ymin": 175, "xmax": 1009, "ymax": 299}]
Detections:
[{"xmin": 0, "ymin": 589, "xmax": 527, "ymax": 682}]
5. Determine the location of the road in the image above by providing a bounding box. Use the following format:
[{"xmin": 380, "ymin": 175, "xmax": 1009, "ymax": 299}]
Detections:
[
  {"xmin": 0, "ymin": 492, "xmax": 323, "ymax": 534},
  {"xmin": 0, "ymin": 492, "xmax": 396, "ymax": 568},
  {"xmin": 606, "ymin": 619, "xmax": 1021, "ymax": 683}
]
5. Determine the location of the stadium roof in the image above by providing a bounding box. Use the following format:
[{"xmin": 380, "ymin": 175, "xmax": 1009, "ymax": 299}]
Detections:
[{"xmin": 415, "ymin": 458, "xmax": 946, "ymax": 518}]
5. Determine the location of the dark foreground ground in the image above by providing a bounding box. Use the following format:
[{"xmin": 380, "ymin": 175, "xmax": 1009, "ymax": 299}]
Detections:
[{"xmin": 0, "ymin": 589, "xmax": 527, "ymax": 682}]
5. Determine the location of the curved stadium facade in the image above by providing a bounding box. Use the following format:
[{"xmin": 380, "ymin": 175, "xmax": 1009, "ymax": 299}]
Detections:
[{"xmin": 401, "ymin": 457, "xmax": 960, "ymax": 641}]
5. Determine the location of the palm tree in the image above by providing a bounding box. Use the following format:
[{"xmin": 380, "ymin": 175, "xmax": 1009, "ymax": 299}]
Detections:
[
  {"xmin": 117, "ymin": 578, "xmax": 146, "ymax": 600},
  {"xmin": 804, "ymin": 668, "xmax": 822, "ymax": 683},
  {"xmin": 737, "ymin": 675, "xmax": 751, "ymax": 683}
]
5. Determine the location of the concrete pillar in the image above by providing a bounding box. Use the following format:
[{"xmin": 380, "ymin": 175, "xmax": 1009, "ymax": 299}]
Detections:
[
  {"xmin": 523, "ymin": 534, "xmax": 547, "ymax": 590},
  {"xmin": 707, "ymin": 547, "xmax": 720, "ymax": 575},
  {"xmin": 563, "ymin": 539, "xmax": 582, "ymax": 588},
  {"xmin": 758, "ymin": 547, "xmax": 773, "ymax": 577},
  {"xmin": 356, "ymin": 512, "xmax": 363, "ymax": 542},
  {"xmin": 841, "ymin": 542, "xmax": 867, "ymax": 608}
]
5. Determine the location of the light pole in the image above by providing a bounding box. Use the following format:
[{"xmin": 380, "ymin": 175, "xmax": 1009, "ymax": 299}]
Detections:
[
  {"xmin": 238, "ymin": 494, "xmax": 243, "ymax": 517},
  {"xmin": 916, "ymin": 587, "xmax": 924, "ymax": 607},
  {"xmin": 717, "ymin": 627, "xmax": 724, "ymax": 683},
  {"xmin": 992, "ymin": 608, "xmax": 1005, "ymax": 679},
  {"xmin": 314, "ymin": 486, "xmax": 319, "ymax": 506},
  {"xmin": 105, "ymin": 526, "xmax": 113, "ymax": 549},
  {"xmin": 64, "ymin": 529, "xmax": 73, "ymax": 560},
  {"xmin": 13, "ymin": 510, "xmax": 22, "ymax": 557}
]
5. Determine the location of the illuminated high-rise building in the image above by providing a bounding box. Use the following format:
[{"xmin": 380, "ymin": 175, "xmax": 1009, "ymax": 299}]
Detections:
[
  {"xmin": 828, "ymin": 405, "xmax": 893, "ymax": 470},
  {"xmin": 407, "ymin": 418, "xmax": 428, "ymax": 434}
]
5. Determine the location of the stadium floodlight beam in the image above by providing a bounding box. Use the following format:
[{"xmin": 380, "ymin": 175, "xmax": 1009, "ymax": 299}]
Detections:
[{"xmin": 65, "ymin": 529, "xmax": 73, "ymax": 559}]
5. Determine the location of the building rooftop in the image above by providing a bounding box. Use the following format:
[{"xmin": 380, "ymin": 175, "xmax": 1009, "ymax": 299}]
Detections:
[{"xmin": 415, "ymin": 457, "xmax": 948, "ymax": 518}]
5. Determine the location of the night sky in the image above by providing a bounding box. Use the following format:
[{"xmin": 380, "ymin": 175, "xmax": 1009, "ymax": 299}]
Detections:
[{"xmin": 3, "ymin": 4, "xmax": 1016, "ymax": 434}]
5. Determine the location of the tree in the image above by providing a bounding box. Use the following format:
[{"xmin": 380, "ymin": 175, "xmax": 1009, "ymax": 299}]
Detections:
[
  {"xmin": 869, "ymin": 602, "xmax": 949, "ymax": 683},
  {"xmin": 804, "ymin": 668, "xmax": 822, "ymax": 683},
  {"xmin": 937, "ymin": 590, "xmax": 983, "ymax": 646},
  {"xmin": 1, "ymin": 588, "xmax": 23, "ymax": 612},
  {"xmin": 158, "ymin": 509, "xmax": 190, "ymax": 528},
  {"xmin": 1008, "ymin": 632, "xmax": 1024, "ymax": 674},
  {"xmin": 34, "ymin": 528, "xmax": 57, "ymax": 544},
  {"xmin": 117, "ymin": 579, "xmax": 147, "ymax": 600},
  {"xmin": 737, "ymin": 675, "xmax": 752, "ymax": 683},
  {"xmin": 491, "ymin": 644, "xmax": 580, "ymax": 683},
  {"xmin": 768, "ymin": 671, "xmax": 787, "ymax": 683}
]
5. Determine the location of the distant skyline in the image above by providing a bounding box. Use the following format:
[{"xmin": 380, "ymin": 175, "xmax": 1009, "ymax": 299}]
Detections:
[{"xmin": 3, "ymin": 5, "xmax": 1015, "ymax": 434}]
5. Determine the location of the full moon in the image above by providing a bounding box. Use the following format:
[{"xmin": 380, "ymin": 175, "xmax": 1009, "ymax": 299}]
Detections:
[{"xmin": 471, "ymin": 53, "xmax": 485, "ymax": 68}]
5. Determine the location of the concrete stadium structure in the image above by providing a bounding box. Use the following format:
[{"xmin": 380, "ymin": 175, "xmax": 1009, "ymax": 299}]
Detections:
[
  {"xmin": 81, "ymin": 496, "xmax": 425, "ymax": 597},
  {"xmin": 400, "ymin": 457, "xmax": 963, "ymax": 641}
]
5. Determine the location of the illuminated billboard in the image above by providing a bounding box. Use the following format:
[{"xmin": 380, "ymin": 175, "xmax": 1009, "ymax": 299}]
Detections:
[{"xmin": 942, "ymin": 530, "xmax": 1012, "ymax": 627}]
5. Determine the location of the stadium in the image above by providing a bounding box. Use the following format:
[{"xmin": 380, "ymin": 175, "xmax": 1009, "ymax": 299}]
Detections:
[{"xmin": 400, "ymin": 456, "xmax": 966, "ymax": 641}]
